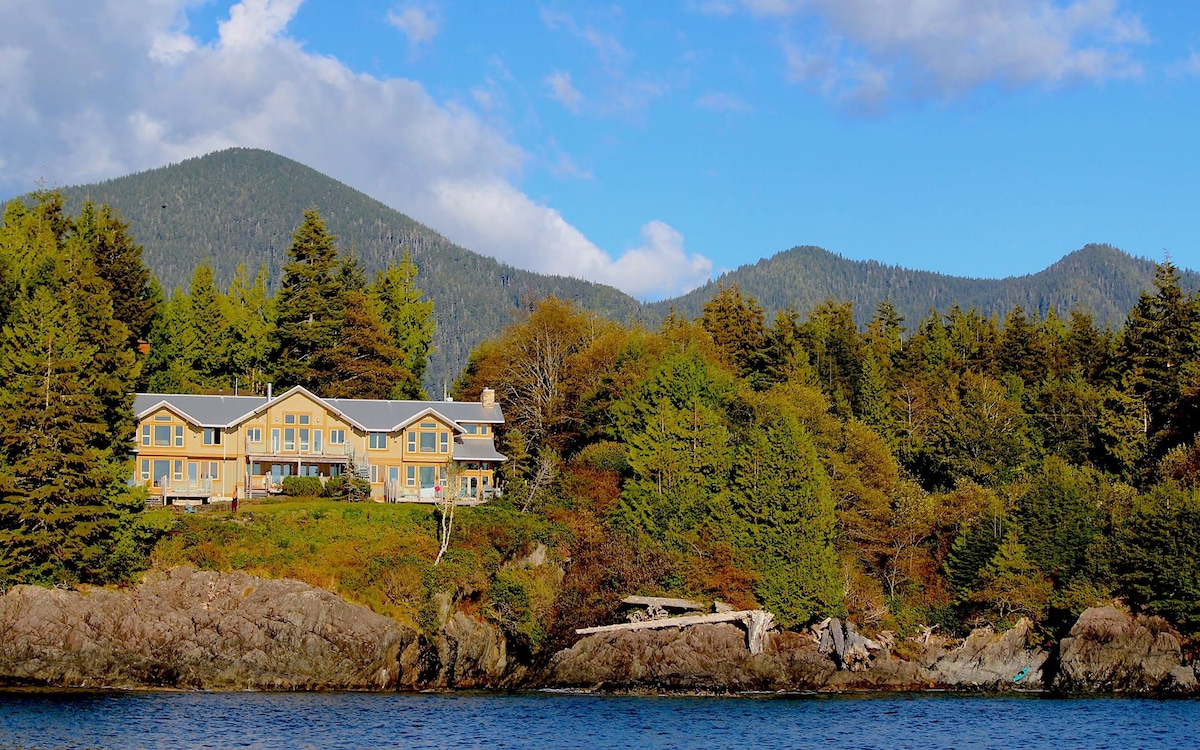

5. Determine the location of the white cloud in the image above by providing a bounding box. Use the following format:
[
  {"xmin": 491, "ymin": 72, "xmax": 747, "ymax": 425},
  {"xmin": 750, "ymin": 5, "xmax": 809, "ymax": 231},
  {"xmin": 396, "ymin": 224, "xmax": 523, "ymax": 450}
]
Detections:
[
  {"xmin": 219, "ymin": 0, "xmax": 302, "ymax": 51},
  {"xmin": 539, "ymin": 7, "xmax": 669, "ymax": 115},
  {"xmin": 545, "ymin": 71, "xmax": 584, "ymax": 112},
  {"xmin": 602, "ymin": 221, "xmax": 713, "ymax": 300},
  {"xmin": 695, "ymin": 91, "xmax": 754, "ymax": 112},
  {"xmin": 0, "ymin": 0, "xmax": 710, "ymax": 300},
  {"xmin": 1171, "ymin": 50, "xmax": 1200, "ymax": 78},
  {"xmin": 387, "ymin": 3, "xmax": 440, "ymax": 48},
  {"xmin": 711, "ymin": 0, "xmax": 1148, "ymax": 105}
]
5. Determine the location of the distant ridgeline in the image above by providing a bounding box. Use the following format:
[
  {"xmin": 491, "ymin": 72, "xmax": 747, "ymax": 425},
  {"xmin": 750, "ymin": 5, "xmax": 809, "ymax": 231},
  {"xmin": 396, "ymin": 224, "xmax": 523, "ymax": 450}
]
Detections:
[
  {"xmin": 650, "ymin": 244, "xmax": 1200, "ymax": 332},
  {"xmin": 27, "ymin": 147, "xmax": 1197, "ymax": 388}
]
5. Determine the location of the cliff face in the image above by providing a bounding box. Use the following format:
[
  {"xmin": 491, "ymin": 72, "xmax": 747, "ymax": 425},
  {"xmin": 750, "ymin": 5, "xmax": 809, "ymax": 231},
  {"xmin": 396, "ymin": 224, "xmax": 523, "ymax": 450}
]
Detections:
[
  {"xmin": 544, "ymin": 609, "xmax": 1198, "ymax": 694},
  {"xmin": 0, "ymin": 567, "xmax": 414, "ymax": 690},
  {"xmin": 1, "ymin": 572, "xmax": 1196, "ymax": 694}
]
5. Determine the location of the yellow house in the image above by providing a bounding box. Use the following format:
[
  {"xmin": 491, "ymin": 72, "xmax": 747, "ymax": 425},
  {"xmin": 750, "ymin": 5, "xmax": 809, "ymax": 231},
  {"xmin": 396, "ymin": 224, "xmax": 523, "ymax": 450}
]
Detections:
[{"xmin": 132, "ymin": 386, "xmax": 505, "ymax": 504}]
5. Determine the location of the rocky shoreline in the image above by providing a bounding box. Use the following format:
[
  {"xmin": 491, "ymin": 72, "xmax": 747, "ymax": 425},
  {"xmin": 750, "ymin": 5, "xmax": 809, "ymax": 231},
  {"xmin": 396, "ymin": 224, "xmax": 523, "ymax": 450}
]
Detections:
[{"xmin": 1, "ymin": 568, "xmax": 1195, "ymax": 694}]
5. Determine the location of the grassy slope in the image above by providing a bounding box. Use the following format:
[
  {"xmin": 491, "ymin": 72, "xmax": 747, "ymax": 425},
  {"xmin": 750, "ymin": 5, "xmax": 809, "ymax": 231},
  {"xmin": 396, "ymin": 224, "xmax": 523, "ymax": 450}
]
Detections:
[{"xmin": 149, "ymin": 496, "xmax": 565, "ymax": 635}]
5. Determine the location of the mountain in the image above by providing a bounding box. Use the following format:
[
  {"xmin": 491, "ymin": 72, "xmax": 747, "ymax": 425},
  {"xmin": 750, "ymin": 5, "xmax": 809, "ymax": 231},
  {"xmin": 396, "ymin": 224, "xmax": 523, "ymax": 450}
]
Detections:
[
  {"xmin": 40, "ymin": 148, "xmax": 645, "ymax": 392},
  {"xmin": 648, "ymin": 244, "xmax": 1199, "ymax": 330},
  {"xmin": 14, "ymin": 148, "xmax": 1195, "ymax": 387}
]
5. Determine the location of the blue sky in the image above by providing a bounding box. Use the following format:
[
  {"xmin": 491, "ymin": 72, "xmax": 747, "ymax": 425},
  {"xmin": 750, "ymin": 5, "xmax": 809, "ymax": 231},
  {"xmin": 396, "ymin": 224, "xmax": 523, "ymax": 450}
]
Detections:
[{"xmin": 2, "ymin": 1, "xmax": 1198, "ymax": 299}]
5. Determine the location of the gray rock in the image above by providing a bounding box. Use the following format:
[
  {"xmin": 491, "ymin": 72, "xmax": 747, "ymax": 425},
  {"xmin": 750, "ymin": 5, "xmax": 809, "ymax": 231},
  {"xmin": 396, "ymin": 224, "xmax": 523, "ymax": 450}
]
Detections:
[
  {"xmin": 928, "ymin": 618, "xmax": 1048, "ymax": 690},
  {"xmin": 1163, "ymin": 665, "xmax": 1198, "ymax": 693},
  {"xmin": 1054, "ymin": 606, "xmax": 1184, "ymax": 693},
  {"xmin": 407, "ymin": 612, "xmax": 515, "ymax": 689},
  {"xmin": 545, "ymin": 623, "xmax": 835, "ymax": 692},
  {"xmin": 0, "ymin": 567, "xmax": 413, "ymax": 690}
]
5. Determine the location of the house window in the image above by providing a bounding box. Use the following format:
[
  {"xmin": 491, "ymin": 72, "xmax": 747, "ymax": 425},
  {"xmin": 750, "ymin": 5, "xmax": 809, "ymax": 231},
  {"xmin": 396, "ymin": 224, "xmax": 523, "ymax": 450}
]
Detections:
[
  {"xmin": 284, "ymin": 428, "xmax": 295, "ymax": 451},
  {"xmin": 420, "ymin": 422, "xmax": 437, "ymax": 429},
  {"xmin": 154, "ymin": 415, "xmax": 172, "ymax": 421},
  {"xmin": 407, "ymin": 432, "xmax": 416, "ymax": 452},
  {"xmin": 174, "ymin": 425, "xmax": 184, "ymax": 447},
  {"xmin": 440, "ymin": 432, "xmax": 449, "ymax": 453},
  {"xmin": 202, "ymin": 462, "xmax": 219, "ymax": 480},
  {"xmin": 419, "ymin": 432, "xmax": 436, "ymax": 453},
  {"xmin": 480, "ymin": 425, "xmax": 489, "ymax": 435},
  {"xmin": 246, "ymin": 428, "xmax": 262, "ymax": 444},
  {"xmin": 153, "ymin": 425, "xmax": 172, "ymax": 447},
  {"xmin": 271, "ymin": 429, "xmax": 281, "ymax": 452},
  {"xmin": 462, "ymin": 424, "xmax": 478, "ymax": 435},
  {"xmin": 173, "ymin": 460, "xmax": 183, "ymax": 481},
  {"xmin": 202, "ymin": 428, "xmax": 222, "ymax": 446},
  {"xmin": 369, "ymin": 433, "xmax": 387, "ymax": 450},
  {"xmin": 299, "ymin": 414, "xmax": 310, "ymax": 425},
  {"xmin": 370, "ymin": 465, "xmax": 379, "ymax": 482},
  {"xmin": 284, "ymin": 414, "xmax": 296, "ymax": 425},
  {"xmin": 299, "ymin": 428, "xmax": 310, "ymax": 452},
  {"xmin": 140, "ymin": 459, "xmax": 150, "ymax": 481},
  {"xmin": 406, "ymin": 466, "xmax": 416, "ymax": 486},
  {"xmin": 329, "ymin": 429, "xmax": 345, "ymax": 445},
  {"xmin": 313, "ymin": 430, "xmax": 322, "ymax": 453}
]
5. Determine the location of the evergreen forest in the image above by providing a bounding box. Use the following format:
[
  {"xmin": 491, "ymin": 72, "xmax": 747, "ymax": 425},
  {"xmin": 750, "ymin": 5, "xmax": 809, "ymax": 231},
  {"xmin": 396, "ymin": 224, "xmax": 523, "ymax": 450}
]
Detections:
[
  {"xmin": 47, "ymin": 147, "xmax": 1194, "ymax": 392},
  {"xmin": 3, "ymin": 190, "xmax": 1200, "ymax": 654}
]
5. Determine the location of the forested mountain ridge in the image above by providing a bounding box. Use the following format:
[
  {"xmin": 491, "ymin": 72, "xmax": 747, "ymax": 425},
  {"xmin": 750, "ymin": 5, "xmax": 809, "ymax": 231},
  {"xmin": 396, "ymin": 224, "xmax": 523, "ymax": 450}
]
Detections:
[
  {"xmin": 18, "ymin": 147, "xmax": 1196, "ymax": 388},
  {"xmin": 651, "ymin": 244, "xmax": 1199, "ymax": 330},
  {"xmin": 38, "ymin": 148, "xmax": 645, "ymax": 392}
]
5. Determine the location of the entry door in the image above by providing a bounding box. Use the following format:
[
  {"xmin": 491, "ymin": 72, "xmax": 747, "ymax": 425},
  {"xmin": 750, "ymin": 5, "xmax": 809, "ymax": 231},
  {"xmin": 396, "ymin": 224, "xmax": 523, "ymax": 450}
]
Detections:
[{"xmin": 187, "ymin": 462, "xmax": 199, "ymax": 487}]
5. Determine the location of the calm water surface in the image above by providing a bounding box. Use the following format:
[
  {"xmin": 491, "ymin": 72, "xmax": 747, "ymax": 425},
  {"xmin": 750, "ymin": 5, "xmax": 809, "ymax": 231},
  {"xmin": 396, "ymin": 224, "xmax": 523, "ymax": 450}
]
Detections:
[{"xmin": 0, "ymin": 690, "xmax": 1196, "ymax": 750}]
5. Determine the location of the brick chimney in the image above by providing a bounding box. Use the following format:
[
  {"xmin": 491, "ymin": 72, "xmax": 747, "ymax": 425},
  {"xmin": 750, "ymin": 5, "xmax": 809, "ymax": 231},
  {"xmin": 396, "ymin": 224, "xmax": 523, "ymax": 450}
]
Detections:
[{"xmin": 481, "ymin": 388, "xmax": 495, "ymax": 409}]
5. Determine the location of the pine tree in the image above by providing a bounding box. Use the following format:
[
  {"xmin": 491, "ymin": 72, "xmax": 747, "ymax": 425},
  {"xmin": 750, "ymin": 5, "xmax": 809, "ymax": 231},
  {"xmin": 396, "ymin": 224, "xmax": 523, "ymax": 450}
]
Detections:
[
  {"xmin": 273, "ymin": 208, "xmax": 347, "ymax": 390},
  {"xmin": 371, "ymin": 249, "xmax": 435, "ymax": 398},
  {"xmin": 615, "ymin": 349, "xmax": 734, "ymax": 543},
  {"xmin": 186, "ymin": 262, "xmax": 232, "ymax": 389},
  {"xmin": 225, "ymin": 264, "xmax": 274, "ymax": 395},
  {"xmin": 700, "ymin": 283, "xmax": 766, "ymax": 382},
  {"xmin": 74, "ymin": 201, "xmax": 159, "ymax": 346},
  {"xmin": 731, "ymin": 412, "xmax": 841, "ymax": 625},
  {"xmin": 316, "ymin": 290, "xmax": 415, "ymax": 399},
  {"xmin": 1120, "ymin": 261, "xmax": 1200, "ymax": 456},
  {"xmin": 0, "ymin": 251, "xmax": 141, "ymax": 584}
]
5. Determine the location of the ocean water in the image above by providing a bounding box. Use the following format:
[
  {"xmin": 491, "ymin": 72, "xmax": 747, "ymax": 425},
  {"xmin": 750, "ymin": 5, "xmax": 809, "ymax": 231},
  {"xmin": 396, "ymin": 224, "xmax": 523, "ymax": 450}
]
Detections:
[{"xmin": 0, "ymin": 690, "xmax": 1196, "ymax": 750}]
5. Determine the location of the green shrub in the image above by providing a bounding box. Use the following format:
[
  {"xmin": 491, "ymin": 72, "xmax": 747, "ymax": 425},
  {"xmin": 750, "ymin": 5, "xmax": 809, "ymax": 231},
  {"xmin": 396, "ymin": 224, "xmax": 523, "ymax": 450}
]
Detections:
[
  {"xmin": 322, "ymin": 473, "xmax": 370, "ymax": 501},
  {"xmin": 574, "ymin": 441, "xmax": 630, "ymax": 474},
  {"xmin": 281, "ymin": 475, "xmax": 323, "ymax": 497}
]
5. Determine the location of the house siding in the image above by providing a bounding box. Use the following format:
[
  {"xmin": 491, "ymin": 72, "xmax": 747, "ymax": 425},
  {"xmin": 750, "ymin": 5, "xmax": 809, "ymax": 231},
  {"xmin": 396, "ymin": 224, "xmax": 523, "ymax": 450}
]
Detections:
[{"xmin": 132, "ymin": 387, "xmax": 504, "ymax": 503}]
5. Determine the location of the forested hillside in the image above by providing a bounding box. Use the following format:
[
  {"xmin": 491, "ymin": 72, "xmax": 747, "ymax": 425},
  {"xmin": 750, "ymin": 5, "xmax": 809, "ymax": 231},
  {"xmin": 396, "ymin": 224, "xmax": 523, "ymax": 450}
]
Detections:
[
  {"xmin": 21, "ymin": 147, "xmax": 1197, "ymax": 390},
  {"xmin": 46, "ymin": 148, "xmax": 644, "ymax": 392},
  {"xmin": 651, "ymin": 244, "xmax": 1199, "ymax": 330}
]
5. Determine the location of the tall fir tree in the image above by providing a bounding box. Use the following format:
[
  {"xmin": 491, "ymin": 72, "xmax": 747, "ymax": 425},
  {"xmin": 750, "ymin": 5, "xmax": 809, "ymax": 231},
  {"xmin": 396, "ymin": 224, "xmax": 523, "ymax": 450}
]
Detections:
[
  {"xmin": 0, "ymin": 194, "xmax": 143, "ymax": 585},
  {"xmin": 316, "ymin": 290, "xmax": 416, "ymax": 399},
  {"xmin": 273, "ymin": 208, "xmax": 347, "ymax": 391},
  {"xmin": 74, "ymin": 200, "xmax": 159, "ymax": 346},
  {"xmin": 731, "ymin": 411, "xmax": 842, "ymax": 625},
  {"xmin": 371, "ymin": 249, "xmax": 435, "ymax": 398}
]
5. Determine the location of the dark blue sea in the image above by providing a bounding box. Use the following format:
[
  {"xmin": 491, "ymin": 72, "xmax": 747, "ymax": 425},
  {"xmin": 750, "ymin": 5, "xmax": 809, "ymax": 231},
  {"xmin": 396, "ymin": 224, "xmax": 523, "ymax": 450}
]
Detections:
[{"xmin": 1, "ymin": 690, "xmax": 1196, "ymax": 750}]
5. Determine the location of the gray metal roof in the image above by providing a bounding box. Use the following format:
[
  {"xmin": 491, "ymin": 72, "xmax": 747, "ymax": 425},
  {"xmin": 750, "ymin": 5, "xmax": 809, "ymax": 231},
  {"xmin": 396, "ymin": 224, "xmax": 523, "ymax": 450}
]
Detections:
[
  {"xmin": 452, "ymin": 438, "xmax": 508, "ymax": 462},
  {"xmin": 134, "ymin": 394, "xmax": 266, "ymax": 427},
  {"xmin": 134, "ymin": 389, "xmax": 504, "ymax": 431},
  {"xmin": 325, "ymin": 398, "xmax": 505, "ymax": 432}
]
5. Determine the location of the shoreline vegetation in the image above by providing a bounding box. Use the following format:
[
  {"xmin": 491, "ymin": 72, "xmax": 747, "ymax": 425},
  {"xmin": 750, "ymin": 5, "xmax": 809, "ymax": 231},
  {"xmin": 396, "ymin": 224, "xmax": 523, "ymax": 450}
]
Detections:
[{"xmin": 1, "ymin": 195, "xmax": 1200, "ymax": 695}]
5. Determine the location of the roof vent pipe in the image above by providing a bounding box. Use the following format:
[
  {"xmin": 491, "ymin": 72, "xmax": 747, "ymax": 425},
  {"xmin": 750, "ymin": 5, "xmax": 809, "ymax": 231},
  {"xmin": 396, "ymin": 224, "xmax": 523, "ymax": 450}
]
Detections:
[{"xmin": 267, "ymin": 382, "xmax": 273, "ymax": 401}]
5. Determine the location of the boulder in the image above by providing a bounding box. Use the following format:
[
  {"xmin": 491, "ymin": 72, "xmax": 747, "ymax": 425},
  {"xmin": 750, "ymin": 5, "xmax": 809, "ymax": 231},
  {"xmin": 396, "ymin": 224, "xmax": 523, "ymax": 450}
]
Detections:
[
  {"xmin": 928, "ymin": 618, "xmax": 1049, "ymax": 690},
  {"xmin": 1054, "ymin": 606, "xmax": 1184, "ymax": 693},
  {"xmin": 545, "ymin": 623, "xmax": 834, "ymax": 692},
  {"xmin": 401, "ymin": 611, "xmax": 515, "ymax": 689},
  {"xmin": 0, "ymin": 567, "xmax": 413, "ymax": 690}
]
